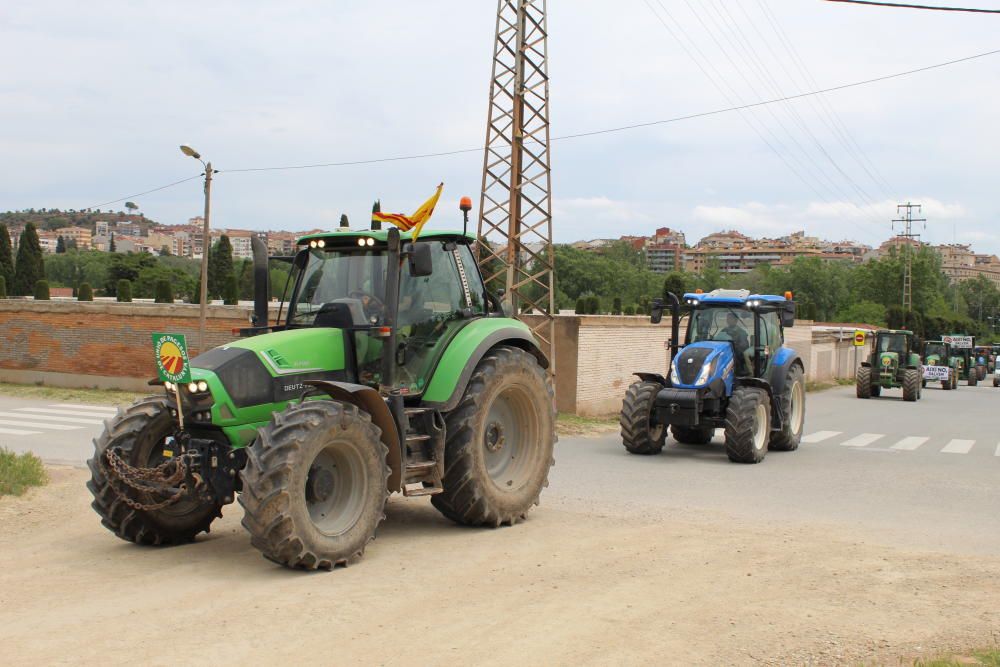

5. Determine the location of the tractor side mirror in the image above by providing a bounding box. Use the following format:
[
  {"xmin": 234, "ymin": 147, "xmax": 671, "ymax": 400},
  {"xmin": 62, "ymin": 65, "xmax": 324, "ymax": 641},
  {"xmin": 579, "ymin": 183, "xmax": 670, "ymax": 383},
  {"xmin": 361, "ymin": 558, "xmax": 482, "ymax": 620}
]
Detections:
[
  {"xmin": 406, "ymin": 242, "xmax": 433, "ymax": 277},
  {"xmin": 781, "ymin": 302, "xmax": 795, "ymax": 328},
  {"xmin": 650, "ymin": 298, "xmax": 664, "ymax": 325}
]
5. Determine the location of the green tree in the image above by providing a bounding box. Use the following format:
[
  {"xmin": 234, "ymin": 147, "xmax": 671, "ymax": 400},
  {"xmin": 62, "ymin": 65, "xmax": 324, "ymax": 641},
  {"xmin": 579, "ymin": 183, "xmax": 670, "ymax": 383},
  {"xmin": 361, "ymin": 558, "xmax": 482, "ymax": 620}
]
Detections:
[
  {"xmin": 0, "ymin": 275, "xmax": 6, "ymax": 298},
  {"xmin": 55, "ymin": 236, "xmax": 66, "ymax": 254},
  {"xmin": 575, "ymin": 297, "xmax": 586, "ymax": 314},
  {"xmin": 77, "ymin": 282, "xmax": 93, "ymax": 301},
  {"xmin": 33, "ymin": 280, "xmax": 50, "ymax": 300},
  {"xmin": 117, "ymin": 279, "xmax": 132, "ymax": 302},
  {"xmin": 835, "ymin": 300, "xmax": 887, "ymax": 327},
  {"xmin": 223, "ymin": 274, "xmax": 239, "ymax": 305},
  {"xmin": 698, "ymin": 258, "xmax": 725, "ymax": 292},
  {"xmin": 154, "ymin": 279, "xmax": 174, "ymax": 304},
  {"xmin": 586, "ymin": 295, "xmax": 600, "ymax": 314},
  {"xmin": 612, "ymin": 296, "xmax": 622, "ymax": 315},
  {"xmin": 13, "ymin": 223, "xmax": 45, "ymax": 296},
  {"xmin": 109, "ymin": 232, "xmax": 116, "ymax": 252},
  {"xmin": 0, "ymin": 223, "xmax": 14, "ymax": 289},
  {"xmin": 662, "ymin": 272, "xmax": 687, "ymax": 301},
  {"xmin": 208, "ymin": 235, "xmax": 234, "ymax": 299},
  {"xmin": 623, "ymin": 304, "xmax": 635, "ymax": 315}
]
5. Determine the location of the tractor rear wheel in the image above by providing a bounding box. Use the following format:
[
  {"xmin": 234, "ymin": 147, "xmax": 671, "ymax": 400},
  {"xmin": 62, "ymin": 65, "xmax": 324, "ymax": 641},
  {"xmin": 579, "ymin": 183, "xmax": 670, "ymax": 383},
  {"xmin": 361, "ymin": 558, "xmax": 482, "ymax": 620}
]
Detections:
[
  {"xmin": 969, "ymin": 374, "xmax": 978, "ymax": 387},
  {"xmin": 239, "ymin": 400, "xmax": 389, "ymax": 570},
  {"xmin": 902, "ymin": 369, "xmax": 920, "ymax": 402},
  {"xmin": 620, "ymin": 381, "xmax": 667, "ymax": 454},
  {"xmin": 87, "ymin": 396, "xmax": 222, "ymax": 546},
  {"xmin": 856, "ymin": 367, "xmax": 871, "ymax": 399},
  {"xmin": 432, "ymin": 346, "xmax": 555, "ymax": 527},
  {"xmin": 670, "ymin": 425, "xmax": 714, "ymax": 445},
  {"xmin": 770, "ymin": 364, "xmax": 805, "ymax": 452},
  {"xmin": 994, "ymin": 377, "xmax": 999, "ymax": 388},
  {"xmin": 724, "ymin": 387, "xmax": 771, "ymax": 464}
]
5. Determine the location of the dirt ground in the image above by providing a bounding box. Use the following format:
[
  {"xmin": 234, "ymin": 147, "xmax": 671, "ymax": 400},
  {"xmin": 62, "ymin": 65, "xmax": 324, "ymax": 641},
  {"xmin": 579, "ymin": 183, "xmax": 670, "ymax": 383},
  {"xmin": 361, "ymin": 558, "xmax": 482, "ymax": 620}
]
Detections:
[{"xmin": 2, "ymin": 467, "xmax": 999, "ymax": 666}]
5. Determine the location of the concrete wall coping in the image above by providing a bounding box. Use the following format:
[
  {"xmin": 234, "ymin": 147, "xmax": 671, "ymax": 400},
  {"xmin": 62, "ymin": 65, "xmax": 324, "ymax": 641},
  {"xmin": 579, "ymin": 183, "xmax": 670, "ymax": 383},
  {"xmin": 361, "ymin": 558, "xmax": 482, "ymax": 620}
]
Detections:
[{"xmin": 0, "ymin": 299, "xmax": 269, "ymax": 319}]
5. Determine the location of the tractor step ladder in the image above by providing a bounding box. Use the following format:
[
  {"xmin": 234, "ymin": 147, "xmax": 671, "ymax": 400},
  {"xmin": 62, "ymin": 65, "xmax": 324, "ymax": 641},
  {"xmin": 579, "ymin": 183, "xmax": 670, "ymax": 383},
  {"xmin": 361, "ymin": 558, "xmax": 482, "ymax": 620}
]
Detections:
[{"xmin": 402, "ymin": 407, "xmax": 445, "ymax": 497}]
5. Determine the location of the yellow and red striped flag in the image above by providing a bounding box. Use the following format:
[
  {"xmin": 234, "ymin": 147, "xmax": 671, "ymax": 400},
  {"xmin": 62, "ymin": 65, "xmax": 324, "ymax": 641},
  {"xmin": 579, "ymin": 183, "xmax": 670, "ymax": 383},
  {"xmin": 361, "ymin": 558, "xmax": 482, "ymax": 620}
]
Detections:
[{"xmin": 372, "ymin": 183, "xmax": 443, "ymax": 241}]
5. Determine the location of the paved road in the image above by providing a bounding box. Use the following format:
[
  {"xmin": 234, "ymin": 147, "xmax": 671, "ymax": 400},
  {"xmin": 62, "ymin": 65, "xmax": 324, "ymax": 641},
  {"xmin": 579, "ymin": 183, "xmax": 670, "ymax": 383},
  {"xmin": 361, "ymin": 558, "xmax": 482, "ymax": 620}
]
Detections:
[{"xmin": 6, "ymin": 381, "xmax": 998, "ymax": 554}]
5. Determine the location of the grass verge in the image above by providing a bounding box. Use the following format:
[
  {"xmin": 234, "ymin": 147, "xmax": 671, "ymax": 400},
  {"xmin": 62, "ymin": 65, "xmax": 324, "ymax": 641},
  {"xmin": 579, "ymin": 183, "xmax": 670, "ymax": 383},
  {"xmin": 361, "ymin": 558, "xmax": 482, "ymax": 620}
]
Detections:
[
  {"xmin": 0, "ymin": 448, "xmax": 48, "ymax": 497},
  {"xmin": 0, "ymin": 382, "xmax": 144, "ymax": 406},
  {"xmin": 913, "ymin": 648, "xmax": 1000, "ymax": 666},
  {"xmin": 557, "ymin": 413, "xmax": 618, "ymax": 437},
  {"xmin": 806, "ymin": 378, "xmax": 855, "ymax": 393}
]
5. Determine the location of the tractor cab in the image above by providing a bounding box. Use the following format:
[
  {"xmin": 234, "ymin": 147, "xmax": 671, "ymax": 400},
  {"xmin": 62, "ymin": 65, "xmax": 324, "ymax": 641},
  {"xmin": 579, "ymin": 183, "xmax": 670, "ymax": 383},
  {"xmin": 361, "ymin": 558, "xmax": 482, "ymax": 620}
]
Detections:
[
  {"xmin": 857, "ymin": 329, "xmax": 922, "ymax": 400},
  {"xmin": 922, "ymin": 340, "xmax": 950, "ymax": 366}
]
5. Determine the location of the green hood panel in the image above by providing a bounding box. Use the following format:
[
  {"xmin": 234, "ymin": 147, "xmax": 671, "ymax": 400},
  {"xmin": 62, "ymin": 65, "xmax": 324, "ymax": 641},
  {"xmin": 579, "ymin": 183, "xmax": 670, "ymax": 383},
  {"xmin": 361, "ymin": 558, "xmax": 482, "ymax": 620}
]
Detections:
[
  {"xmin": 222, "ymin": 327, "xmax": 346, "ymax": 376},
  {"xmin": 421, "ymin": 317, "xmax": 540, "ymax": 406}
]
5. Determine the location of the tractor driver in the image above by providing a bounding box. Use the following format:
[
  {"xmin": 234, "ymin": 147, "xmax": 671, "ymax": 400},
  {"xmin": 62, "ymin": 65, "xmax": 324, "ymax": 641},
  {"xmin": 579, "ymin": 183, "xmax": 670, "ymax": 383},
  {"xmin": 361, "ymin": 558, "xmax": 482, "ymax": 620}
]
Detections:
[{"xmin": 723, "ymin": 312, "xmax": 751, "ymax": 373}]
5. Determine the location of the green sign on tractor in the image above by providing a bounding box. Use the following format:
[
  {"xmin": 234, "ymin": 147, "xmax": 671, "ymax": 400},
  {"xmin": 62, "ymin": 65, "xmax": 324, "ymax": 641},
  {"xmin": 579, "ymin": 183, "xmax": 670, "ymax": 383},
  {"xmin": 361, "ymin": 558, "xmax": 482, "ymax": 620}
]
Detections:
[{"xmin": 152, "ymin": 333, "xmax": 192, "ymax": 385}]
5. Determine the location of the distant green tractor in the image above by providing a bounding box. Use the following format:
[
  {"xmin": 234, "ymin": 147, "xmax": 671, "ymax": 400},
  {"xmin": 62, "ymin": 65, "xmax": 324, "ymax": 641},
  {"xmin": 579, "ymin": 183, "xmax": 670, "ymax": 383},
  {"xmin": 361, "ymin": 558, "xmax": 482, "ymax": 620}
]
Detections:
[
  {"xmin": 945, "ymin": 336, "xmax": 978, "ymax": 386},
  {"xmin": 921, "ymin": 341, "xmax": 958, "ymax": 390},
  {"xmin": 973, "ymin": 345, "xmax": 990, "ymax": 382},
  {"xmin": 856, "ymin": 329, "xmax": 922, "ymax": 401},
  {"xmin": 88, "ymin": 214, "xmax": 555, "ymax": 570}
]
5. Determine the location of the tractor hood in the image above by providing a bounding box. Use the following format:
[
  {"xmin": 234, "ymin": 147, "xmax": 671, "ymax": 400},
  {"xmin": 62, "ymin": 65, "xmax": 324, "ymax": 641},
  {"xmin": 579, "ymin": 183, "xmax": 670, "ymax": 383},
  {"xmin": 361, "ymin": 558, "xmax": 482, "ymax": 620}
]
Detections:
[
  {"xmin": 925, "ymin": 355, "xmax": 941, "ymax": 366},
  {"xmin": 878, "ymin": 351, "xmax": 899, "ymax": 371},
  {"xmin": 671, "ymin": 341, "xmax": 735, "ymax": 389},
  {"xmin": 190, "ymin": 327, "xmax": 348, "ymax": 409}
]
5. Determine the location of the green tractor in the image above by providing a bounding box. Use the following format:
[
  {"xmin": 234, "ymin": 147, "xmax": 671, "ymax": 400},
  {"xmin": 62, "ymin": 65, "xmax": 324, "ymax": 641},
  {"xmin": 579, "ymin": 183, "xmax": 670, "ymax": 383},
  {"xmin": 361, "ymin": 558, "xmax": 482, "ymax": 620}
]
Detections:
[
  {"xmin": 856, "ymin": 329, "xmax": 922, "ymax": 401},
  {"xmin": 973, "ymin": 345, "xmax": 990, "ymax": 382},
  {"xmin": 921, "ymin": 340, "xmax": 958, "ymax": 390},
  {"xmin": 87, "ymin": 213, "xmax": 556, "ymax": 570},
  {"xmin": 944, "ymin": 335, "xmax": 977, "ymax": 386}
]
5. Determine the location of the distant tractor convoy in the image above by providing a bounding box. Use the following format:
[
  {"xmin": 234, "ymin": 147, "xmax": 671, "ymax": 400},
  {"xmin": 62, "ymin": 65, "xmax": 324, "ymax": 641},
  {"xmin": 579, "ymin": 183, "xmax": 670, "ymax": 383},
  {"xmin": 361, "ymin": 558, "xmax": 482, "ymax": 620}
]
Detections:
[
  {"xmin": 89, "ymin": 211, "xmax": 556, "ymax": 570},
  {"xmin": 620, "ymin": 289, "xmax": 804, "ymax": 464}
]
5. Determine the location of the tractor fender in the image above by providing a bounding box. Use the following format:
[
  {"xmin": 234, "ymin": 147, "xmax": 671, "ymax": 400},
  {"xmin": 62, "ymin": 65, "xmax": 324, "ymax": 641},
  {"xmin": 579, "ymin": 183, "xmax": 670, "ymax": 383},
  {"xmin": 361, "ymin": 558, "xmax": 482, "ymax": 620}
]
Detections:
[
  {"xmin": 860, "ymin": 361, "xmax": 872, "ymax": 368},
  {"xmin": 302, "ymin": 381, "xmax": 403, "ymax": 492},
  {"xmin": 420, "ymin": 320, "xmax": 546, "ymax": 413},
  {"xmin": 633, "ymin": 372, "xmax": 668, "ymax": 386}
]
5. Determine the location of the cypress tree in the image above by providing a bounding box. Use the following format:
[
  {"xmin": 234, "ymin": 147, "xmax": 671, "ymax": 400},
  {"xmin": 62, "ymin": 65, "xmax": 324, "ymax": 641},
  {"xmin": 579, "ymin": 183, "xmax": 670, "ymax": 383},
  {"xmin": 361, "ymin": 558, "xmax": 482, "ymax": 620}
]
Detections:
[
  {"xmin": 117, "ymin": 279, "xmax": 132, "ymax": 303},
  {"xmin": 109, "ymin": 232, "xmax": 116, "ymax": 252},
  {"xmin": 56, "ymin": 236, "xmax": 66, "ymax": 254},
  {"xmin": 0, "ymin": 223, "xmax": 14, "ymax": 289},
  {"xmin": 0, "ymin": 275, "xmax": 6, "ymax": 299},
  {"xmin": 575, "ymin": 298, "xmax": 586, "ymax": 315},
  {"xmin": 209, "ymin": 235, "xmax": 234, "ymax": 299},
  {"xmin": 13, "ymin": 223, "xmax": 45, "ymax": 296},
  {"xmin": 223, "ymin": 274, "xmax": 239, "ymax": 305},
  {"xmin": 624, "ymin": 304, "xmax": 635, "ymax": 316},
  {"xmin": 586, "ymin": 295, "xmax": 600, "ymax": 314},
  {"xmin": 77, "ymin": 282, "xmax": 93, "ymax": 301},
  {"xmin": 154, "ymin": 279, "xmax": 174, "ymax": 304},
  {"xmin": 612, "ymin": 297, "xmax": 622, "ymax": 315},
  {"xmin": 33, "ymin": 280, "xmax": 50, "ymax": 300}
]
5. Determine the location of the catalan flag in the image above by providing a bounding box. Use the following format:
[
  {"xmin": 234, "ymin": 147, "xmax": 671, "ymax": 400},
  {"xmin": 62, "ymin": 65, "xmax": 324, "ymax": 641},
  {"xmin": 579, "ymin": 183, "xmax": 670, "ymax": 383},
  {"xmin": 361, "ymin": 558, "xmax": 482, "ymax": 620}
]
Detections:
[{"xmin": 372, "ymin": 183, "xmax": 443, "ymax": 241}]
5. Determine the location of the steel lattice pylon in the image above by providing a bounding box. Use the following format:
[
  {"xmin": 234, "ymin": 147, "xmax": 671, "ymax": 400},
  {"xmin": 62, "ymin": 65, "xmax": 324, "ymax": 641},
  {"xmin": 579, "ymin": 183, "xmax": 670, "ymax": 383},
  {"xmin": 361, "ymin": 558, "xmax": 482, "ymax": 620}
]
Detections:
[{"xmin": 477, "ymin": 0, "xmax": 555, "ymax": 378}]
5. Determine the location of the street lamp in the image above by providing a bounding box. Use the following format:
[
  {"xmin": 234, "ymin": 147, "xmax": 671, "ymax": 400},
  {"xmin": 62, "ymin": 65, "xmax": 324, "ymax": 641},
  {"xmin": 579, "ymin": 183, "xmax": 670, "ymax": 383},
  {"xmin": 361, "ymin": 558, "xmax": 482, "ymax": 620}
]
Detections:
[{"xmin": 180, "ymin": 144, "xmax": 214, "ymax": 353}]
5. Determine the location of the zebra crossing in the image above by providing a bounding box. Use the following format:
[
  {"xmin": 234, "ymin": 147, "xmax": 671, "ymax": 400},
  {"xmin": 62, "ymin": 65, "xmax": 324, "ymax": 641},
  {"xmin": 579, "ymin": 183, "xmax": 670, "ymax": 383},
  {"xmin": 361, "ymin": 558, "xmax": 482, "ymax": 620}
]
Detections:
[
  {"xmin": 0, "ymin": 403, "xmax": 117, "ymax": 437},
  {"xmin": 801, "ymin": 429, "xmax": 999, "ymax": 456}
]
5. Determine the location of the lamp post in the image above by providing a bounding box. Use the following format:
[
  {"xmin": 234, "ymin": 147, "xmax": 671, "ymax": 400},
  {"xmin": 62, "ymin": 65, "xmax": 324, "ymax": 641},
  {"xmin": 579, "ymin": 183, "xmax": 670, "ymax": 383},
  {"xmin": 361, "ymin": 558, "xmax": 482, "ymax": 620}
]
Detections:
[{"xmin": 180, "ymin": 144, "xmax": 214, "ymax": 354}]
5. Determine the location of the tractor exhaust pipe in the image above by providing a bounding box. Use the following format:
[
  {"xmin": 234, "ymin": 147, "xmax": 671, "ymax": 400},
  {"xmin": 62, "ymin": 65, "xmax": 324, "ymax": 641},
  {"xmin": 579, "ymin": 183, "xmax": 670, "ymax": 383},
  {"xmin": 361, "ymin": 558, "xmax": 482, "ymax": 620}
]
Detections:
[
  {"xmin": 250, "ymin": 236, "xmax": 269, "ymax": 328},
  {"xmin": 651, "ymin": 292, "xmax": 682, "ymax": 364}
]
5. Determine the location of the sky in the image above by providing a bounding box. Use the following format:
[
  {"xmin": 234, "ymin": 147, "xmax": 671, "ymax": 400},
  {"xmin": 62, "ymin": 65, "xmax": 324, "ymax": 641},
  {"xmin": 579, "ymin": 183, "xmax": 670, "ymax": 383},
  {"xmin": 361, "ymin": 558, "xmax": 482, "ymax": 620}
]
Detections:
[{"xmin": 1, "ymin": 1, "xmax": 998, "ymax": 251}]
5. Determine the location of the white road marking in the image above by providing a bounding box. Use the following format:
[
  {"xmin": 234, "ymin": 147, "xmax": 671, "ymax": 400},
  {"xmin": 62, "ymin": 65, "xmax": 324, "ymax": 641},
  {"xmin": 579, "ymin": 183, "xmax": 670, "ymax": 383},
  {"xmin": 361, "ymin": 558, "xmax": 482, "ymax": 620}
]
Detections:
[
  {"xmin": 0, "ymin": 411, "xmax": 105, "ymax": 425},
  {"xmin": 0, "ymin": 427, "xmax": 43, "ymax": 436},
  {"xmin": 941, "ymin": 439, "xmax": 975, "ymax": 454},
  {"xmin": 0, "ymin": 419, "xmax": 80, "ymax": 431},
  {"xmin": 840, "ymin": 433, "xmax": 885, "ymax": 448},
  {"xmin": 801, "ymin": 431, "xmax": 841, "ymax": 443},
  {"xmin": 17, "ymin": 408, "xmax": 118, "ymax": 419},
  {"xmin": 891, "ymin": 436, "xmax": 929, "ymax": 451},
  {"xmin": 47, "ymin": 403, "xmax": 119, "ymax": 413}
]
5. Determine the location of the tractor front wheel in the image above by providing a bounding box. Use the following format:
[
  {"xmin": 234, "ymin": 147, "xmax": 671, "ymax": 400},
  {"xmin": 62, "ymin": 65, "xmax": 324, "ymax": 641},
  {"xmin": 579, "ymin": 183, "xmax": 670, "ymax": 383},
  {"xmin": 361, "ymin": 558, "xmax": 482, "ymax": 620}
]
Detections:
[
  {"xmin": 432, "ymin": 346, "xmax": 555, "ymax": 527},
  {"xmin": 856, "ymin": 367, "xmax": 871, "ymax": 399},
  {"xmin": 621, "ymin": 381, "xmax": 667, "ymax": 454},
  {"xmin": 239, "ymin": 401, "xmax": 389, "ymax": 570},
  {"xmin": 902, "ymin": 369, "xmax": 920, "ymax": 402},
  {"xmin": 87, "ymin": 396, "xmax": 223, "ymax": 546},
  {"xmin": 770, "ymin": 364, "xmax": 805, "ymax": 452},
  {"xmin": 969, "ymin": 374, "xmax": 978, "ymax": 387},
  {"xmin": 670, "ymin": 425, "xmax": 714, "ymax": 445},
  {"xmin": 724, "ymin": 387, "xmax": 771, "ymax": 464}
]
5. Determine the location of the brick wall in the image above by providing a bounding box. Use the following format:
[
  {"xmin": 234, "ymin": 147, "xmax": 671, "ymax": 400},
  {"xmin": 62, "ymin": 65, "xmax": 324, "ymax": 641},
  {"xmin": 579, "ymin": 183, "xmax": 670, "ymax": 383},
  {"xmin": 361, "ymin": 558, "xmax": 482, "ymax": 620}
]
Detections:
[{"xmin": 0, "ymin": 301, "xmax": 257, "ymax": 390}]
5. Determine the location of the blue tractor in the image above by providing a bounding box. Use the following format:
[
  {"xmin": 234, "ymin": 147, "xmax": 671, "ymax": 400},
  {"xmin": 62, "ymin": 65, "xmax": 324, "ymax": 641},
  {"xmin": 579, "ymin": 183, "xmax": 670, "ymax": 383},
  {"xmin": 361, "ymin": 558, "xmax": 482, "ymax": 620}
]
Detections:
[{"xmin": 620, "ymin": 289, "xmax": 806, "ymax": 464}]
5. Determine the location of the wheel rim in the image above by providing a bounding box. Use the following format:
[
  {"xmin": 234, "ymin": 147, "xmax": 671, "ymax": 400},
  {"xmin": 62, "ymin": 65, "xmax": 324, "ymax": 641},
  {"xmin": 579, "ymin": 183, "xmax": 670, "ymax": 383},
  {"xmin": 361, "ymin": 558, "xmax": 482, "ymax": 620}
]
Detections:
[
  {"xmin": 483, "ymin": 383, "xmax": 540, "ymax": 491},
  {"xmin": 752, "ymin": 403, "xmax": 768, "ymax": 451},
  {"xmin": 134, "ymin": 408, "xmax": 203, "ymax": 518},
  {"xmin": 305, "ymin": 440, "xmax": 368, "ymax": 536},
  {"xmin": 789, "ymin": 380, "xmax": 804, "ymax": 436}
]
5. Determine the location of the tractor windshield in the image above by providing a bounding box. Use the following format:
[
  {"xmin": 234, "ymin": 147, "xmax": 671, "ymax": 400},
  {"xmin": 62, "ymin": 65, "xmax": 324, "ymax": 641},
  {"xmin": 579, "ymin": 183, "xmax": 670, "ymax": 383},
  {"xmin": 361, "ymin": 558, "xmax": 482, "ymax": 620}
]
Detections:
[
  {"xmin": 924, "ymin": 343, "xmax": 946, "ymax": 358},
  {"xmin": 288, "ymin": 248, "xmax": 387, "ymax": 326},
  {"xmin": 878, "ymin": 335, "xmax": 906, "ymax": 355}
]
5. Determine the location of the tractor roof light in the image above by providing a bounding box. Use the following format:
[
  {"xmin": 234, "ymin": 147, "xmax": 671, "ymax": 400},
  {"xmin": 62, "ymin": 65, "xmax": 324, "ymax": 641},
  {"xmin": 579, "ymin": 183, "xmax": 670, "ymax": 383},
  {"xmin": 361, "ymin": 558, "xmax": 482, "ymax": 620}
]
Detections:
[{"xmin": 784, "ymin": 291, "xmax": 793, "ymax": 300}]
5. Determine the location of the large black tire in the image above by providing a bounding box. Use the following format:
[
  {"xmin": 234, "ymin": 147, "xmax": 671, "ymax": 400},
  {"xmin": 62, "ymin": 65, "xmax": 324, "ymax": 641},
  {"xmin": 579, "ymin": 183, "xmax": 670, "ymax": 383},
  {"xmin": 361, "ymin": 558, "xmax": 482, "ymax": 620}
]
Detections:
[
  {"xmin": 87, "ymin": 396, "xmax": 222, "ymax": 546},
  {"xmin": 724, "ymin": 387, "xmax": 771, "ymax": 464},
  {"xmin": 902, "ymin": 369, "xmax": 920, "ymax": 402},
  {"xmin": 871, "ymin": 381, "xmax": 881, "ymax": 397},
  {"xmin": 431, "ymin": 346, "xmax": 555, "ymax": 527},
  {"xmin": 670, "ymin": 425, "xmax": 714, "ymax": 445},
  {"xmin": 856, "ymin": 367, "xmax": 871, "ymax": 399},
  {"xmin": 620, "ymin": 381, "xmax": 667, "ymax": 454},
  {"xmin": 770, "ymin": 364, "xmax": 805, "ymax": 452},
  {"xmin": 977, "ymin": 366, "xmax": 987, "ymax": 382},
  {"xmin": 239, "ymin": 400, "xmax": 389, "ymax": 570},
  {"xmin": 969, "ymin": 374, "xmax": 977, "ymax": 387}
]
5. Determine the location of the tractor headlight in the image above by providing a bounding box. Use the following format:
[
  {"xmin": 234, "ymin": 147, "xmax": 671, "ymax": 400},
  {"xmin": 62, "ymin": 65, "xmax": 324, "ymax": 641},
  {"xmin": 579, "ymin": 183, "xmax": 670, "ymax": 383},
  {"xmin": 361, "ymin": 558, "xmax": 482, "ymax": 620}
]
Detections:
[
  {"xmin": 188, "ymin": 382, "xmax": 199, "ymax": 393},
  {"xmin": 670, "ymin": 361, "xmax": 680, "ymax": 385},
  {"xmin": 694, "ymin": 358, "xmax": 718, "ymax": 386},
  {"xmin": 164, "ymin": 381, "xmax": 174, "ymax": 391},
  {"xmin": 197, "ymin": 381, "xmax": 208, "ymax": 392}
]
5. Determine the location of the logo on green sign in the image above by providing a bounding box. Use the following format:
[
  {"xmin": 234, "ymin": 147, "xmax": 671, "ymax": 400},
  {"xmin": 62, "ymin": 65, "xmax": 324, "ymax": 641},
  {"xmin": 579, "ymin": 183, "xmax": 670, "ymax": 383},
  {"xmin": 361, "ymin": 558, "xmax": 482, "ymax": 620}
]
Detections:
[{"xmin": 152, "ymin": 333, "xmax": 192, "ymax": 384}]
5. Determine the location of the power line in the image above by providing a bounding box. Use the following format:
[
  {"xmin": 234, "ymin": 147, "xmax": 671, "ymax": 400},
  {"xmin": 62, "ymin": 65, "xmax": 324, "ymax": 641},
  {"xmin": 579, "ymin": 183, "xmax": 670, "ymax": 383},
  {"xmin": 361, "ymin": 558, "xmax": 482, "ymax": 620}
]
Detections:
[
  {"xmin": 83, "ymin": 46, "xmax": 1000, "ymax": 208},
  {"xmin": 825, "ymin": 0, "xmax": 1000, "ymax": 12}
]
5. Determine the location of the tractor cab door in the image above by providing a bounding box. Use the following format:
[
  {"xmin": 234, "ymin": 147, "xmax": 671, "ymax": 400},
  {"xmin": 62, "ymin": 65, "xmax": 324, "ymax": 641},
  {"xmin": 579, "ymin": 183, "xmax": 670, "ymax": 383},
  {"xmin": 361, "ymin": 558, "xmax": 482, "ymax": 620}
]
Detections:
[{"xmin": 393, "ymin": 241, "xmax": 486, "ymax": 395}]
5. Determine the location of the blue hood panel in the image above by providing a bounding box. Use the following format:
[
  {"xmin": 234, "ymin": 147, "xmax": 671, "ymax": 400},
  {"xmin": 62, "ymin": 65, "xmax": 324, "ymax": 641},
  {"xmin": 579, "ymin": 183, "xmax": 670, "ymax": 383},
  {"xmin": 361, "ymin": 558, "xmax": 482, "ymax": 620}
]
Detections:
[{"xmin": 673, "ymin": 341, "xmax": 735, "ymax": 390}]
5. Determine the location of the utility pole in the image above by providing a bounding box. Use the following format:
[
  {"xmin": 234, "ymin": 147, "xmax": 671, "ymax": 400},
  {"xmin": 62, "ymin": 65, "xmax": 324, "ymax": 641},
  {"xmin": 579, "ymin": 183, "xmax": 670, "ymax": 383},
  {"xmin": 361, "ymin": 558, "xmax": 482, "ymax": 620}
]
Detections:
[
  {"xmin": 477, "ymin": 0, "xmax": 556, "ymax": 380},
  {"xmin": 180, "ymin": 145, "xmax": 214, "ymax": 354},
  {"xmin": 892, "ymin": 202, "xmax": 925, "ymax": 312}
]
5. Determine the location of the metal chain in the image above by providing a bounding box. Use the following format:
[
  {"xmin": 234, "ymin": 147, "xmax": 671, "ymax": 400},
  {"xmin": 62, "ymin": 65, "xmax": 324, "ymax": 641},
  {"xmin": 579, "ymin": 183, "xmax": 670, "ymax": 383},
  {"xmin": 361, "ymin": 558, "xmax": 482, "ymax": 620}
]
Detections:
[{"xmin": 102, "ymin": 447, "xmax": 190, "ymax": 512}]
